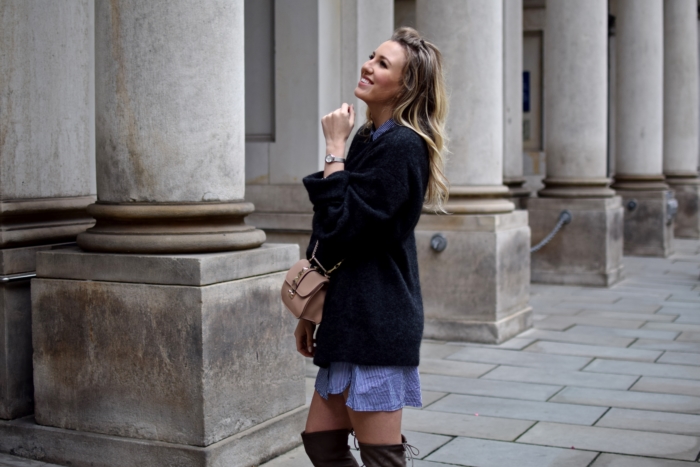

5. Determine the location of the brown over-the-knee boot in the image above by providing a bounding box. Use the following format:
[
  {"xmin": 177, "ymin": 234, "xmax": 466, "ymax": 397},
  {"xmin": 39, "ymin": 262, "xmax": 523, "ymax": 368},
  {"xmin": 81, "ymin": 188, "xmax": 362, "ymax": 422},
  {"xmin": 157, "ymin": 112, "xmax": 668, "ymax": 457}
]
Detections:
[
  {"xmin": 301, "ymin": 429, "xmax": 360, "ymax": 467},
  {"xmin": 358, "ymin": 435, "xmax": 419, "ymax": 467}
]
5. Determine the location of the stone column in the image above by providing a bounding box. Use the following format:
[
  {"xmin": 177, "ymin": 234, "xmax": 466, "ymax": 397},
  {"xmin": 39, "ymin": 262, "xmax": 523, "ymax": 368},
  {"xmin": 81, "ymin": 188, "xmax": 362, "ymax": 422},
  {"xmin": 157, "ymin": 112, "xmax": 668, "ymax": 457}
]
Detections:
[
  {"xmin": 527, "ymin": 0, "xmax": 624, "ymax": 286},
  {"xmin": 0, "ymin": 1, "xmax": 95, "ymax": 421},
  {"xmin": 246, "ymin": 0, "xmax": 393, "ymax": 257},
  {"xmin": 613, "ymin": 0, "xmax": 673, "ymax": 257},
  {"xmin": 503, "ymin": 0, "xmax": 529, "ymax": 207},
  {"xmin": 13, "ymin": 2, "xmax": 306, "ymax": 466},
  {"xmin": 416, "ymin": 0, "xmax": 532, "ymax": 343},
  {"xmin": 664, "ymin": 0, "xmax": 700, "ymax": 238}
]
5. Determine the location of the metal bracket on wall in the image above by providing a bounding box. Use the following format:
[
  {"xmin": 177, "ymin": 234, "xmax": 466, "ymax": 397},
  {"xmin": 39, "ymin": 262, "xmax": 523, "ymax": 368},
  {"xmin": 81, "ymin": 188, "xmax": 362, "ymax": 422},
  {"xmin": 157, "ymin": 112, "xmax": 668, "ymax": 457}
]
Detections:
[{"xmin": 530, "ymin": 210, "xmax": 573, "ymax": 253}]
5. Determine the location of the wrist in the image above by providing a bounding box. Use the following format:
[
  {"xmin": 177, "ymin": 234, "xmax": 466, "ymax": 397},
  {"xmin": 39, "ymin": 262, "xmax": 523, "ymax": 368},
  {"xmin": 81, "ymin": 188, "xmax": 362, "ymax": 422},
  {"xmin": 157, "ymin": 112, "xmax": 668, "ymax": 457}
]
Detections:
[{"xmin": 325, "ymin": 142, "xmax": 346, "ymax": 156}]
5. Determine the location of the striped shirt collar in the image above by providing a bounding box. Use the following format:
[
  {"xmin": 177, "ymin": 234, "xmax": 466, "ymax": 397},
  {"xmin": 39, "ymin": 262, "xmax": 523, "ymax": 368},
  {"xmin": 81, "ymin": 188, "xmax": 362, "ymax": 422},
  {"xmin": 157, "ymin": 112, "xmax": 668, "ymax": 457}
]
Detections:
[{"xmin": 370, "ymin": 119, "xmax": 397, "ymax": 141}]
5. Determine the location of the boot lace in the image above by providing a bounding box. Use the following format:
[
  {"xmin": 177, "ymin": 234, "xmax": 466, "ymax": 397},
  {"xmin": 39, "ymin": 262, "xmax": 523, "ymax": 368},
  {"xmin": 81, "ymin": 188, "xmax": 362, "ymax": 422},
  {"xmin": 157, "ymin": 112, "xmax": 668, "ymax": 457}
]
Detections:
[{"xmin": 403, "ymin": 439, "xmax": 420, "ymax": 466}]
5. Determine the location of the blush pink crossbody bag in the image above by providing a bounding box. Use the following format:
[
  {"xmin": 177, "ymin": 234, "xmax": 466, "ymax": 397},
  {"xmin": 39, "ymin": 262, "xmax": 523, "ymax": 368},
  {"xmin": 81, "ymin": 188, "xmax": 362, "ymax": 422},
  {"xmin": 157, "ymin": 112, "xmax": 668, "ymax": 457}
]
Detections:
[{"xmin": 281, "ymin": 241, "xmax": 342, "ymax": 324}]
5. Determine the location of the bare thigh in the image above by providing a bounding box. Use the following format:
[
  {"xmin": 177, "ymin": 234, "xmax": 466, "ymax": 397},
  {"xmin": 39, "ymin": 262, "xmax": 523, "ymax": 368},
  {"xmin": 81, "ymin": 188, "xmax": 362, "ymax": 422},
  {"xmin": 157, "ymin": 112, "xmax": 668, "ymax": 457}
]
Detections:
[
  {"xmin": 305, "ymin": 388, "xmax": 403, "ymax": 444},
  {"xmin": 305, "ymin": 390, "xmax": 353, "ymax": 433},
  {"xmin": 346, "ymin": 405, "xmax": 402, "ymax": 445}
]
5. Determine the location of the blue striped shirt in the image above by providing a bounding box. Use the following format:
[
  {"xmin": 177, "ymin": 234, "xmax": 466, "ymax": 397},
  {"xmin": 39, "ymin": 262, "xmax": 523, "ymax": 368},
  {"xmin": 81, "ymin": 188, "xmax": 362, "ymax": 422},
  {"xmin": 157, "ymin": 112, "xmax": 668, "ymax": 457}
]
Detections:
[{"xmin": 315, "ymin": 362, "xmax": 422, "ymax": 412}]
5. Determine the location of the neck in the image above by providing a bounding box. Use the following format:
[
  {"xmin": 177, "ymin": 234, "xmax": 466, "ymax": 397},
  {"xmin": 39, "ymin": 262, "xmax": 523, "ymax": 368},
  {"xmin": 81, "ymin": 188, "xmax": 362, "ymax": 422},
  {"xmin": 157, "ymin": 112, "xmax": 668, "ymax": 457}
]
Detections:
[{"xmin": 368, "ymin": 104, "xmax": 393, "ymax": 128}]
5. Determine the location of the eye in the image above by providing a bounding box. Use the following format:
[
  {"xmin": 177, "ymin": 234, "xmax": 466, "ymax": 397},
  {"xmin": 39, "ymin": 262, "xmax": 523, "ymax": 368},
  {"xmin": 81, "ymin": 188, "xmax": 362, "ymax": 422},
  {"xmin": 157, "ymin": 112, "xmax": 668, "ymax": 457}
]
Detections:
[{"xmin": 380, "ymin": 61, "xmax": 387, "ymax": 68}]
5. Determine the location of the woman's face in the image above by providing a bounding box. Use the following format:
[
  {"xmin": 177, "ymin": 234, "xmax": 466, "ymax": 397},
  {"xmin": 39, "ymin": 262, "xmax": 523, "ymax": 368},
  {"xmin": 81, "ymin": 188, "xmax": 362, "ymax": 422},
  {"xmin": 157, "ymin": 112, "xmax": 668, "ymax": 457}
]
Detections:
[{"xmin": 354, "ymin": 40, "xmax": 406, "ymax": 107}]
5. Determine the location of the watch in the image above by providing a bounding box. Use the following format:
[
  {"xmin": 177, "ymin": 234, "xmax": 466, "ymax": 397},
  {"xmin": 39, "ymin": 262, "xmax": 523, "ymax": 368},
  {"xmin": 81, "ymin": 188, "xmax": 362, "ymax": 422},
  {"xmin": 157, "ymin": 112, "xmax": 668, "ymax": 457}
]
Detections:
[{"xmin": 325, "ymin": 154, "xmax": 346, "ymax": 164}]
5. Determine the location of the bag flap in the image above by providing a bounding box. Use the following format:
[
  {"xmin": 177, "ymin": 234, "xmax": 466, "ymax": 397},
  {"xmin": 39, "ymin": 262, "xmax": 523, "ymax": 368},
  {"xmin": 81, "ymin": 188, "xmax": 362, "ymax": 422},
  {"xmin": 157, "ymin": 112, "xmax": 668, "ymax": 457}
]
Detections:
[{"xmin": 285, "ymin": 259, "xmax": 328, "ymax": 298}]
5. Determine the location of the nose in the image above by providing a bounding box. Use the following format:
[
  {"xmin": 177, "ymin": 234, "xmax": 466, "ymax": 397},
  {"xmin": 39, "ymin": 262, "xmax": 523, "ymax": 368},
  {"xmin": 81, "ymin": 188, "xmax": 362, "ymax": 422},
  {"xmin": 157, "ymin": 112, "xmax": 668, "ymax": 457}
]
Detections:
[{"xmin": 361, "ymin": 61, "xmax": 372, "ymax": 76}]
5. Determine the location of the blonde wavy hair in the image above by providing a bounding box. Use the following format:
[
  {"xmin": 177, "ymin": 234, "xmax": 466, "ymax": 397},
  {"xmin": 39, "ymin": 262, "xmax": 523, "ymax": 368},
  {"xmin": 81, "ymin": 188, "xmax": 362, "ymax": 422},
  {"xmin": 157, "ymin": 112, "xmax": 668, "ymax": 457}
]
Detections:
[{"xmin": 365, "ymin": 27, "xmax": 450, "ymax": 212}]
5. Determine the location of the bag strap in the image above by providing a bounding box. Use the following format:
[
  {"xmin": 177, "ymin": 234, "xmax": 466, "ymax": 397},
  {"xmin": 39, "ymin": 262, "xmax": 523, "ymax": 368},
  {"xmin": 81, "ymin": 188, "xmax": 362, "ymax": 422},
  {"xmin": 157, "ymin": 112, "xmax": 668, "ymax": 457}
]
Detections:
[{"xmin": 309, "ymin": 240, "xmax": 343, "ymax": 277}]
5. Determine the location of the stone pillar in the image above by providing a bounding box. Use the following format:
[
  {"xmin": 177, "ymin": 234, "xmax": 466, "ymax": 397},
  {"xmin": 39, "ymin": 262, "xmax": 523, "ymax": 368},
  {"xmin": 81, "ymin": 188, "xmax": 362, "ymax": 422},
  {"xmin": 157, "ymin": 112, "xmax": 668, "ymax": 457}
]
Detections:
[
  {"xmin": 0, "ymin": 1, "xmax": 95, "ymax": 420},
  {"xmin": 664, "ymin": 0, "xmax": 700, "ymax": 239},
  {"xmin": 612, "ymin": 0, "xmax": 673, "ymax": 257},
  {"xmin": 416, "ymin": 0, "xmax": 532, "ymax": 343},
  {"xmin": 527, "ymin": 0, "xmax": 624, "ymax": 286},
  {"xmin": 246, "ymin": 0, "xmax": 394, "ymax": 257},
  {"xmin": 8, "ymin": 2, "xmax": 306, "ymax": 466},
  {"xmin": 503, "ymin": 0, "xmax": 529, "ymax": 207}
]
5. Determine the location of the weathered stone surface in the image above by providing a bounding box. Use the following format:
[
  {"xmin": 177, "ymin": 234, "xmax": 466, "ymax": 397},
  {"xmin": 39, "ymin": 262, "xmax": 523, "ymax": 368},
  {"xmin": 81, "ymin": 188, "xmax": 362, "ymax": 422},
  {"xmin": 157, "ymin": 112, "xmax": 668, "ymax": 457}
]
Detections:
[
  {"xmin": 518, "ymin": 422, "xmax": 700, "ymax": 460},
  {"xmin": 617, "ymin": 190, "xmax": 674, "ymax": 257},
  {"xmin": 31, "ymin": 247, "xmax": 304, "ymax": 447},
  {"xmin": 528, "ymin": 197, "xmax": 624, "ymax": 286},
  {"xmin": 0, "ymin": 407, "xmax": 307, "ymax": 467},
  {"xmin": 585, "ymin": 359, "xmax": 700, "ymax": 379},
  {"xmin": 417, "ymin": 210, "xmax": 531, "ymax": 343},
  {"xmin": 36, "ymin": 244, "xmax": 298, "ymax": 286},
  {"xmin": 669, "ymin": 182, "xmax": 700, "ymax": 239},
  {"xmin": 448, "ymin": 346, "xmax": 592, "ymax": 370},
  {"xmin": 418, "ymin": 359, "xmax": 496, "ymax": 378},
  {"xmin": 632, "ymin": 376, "xmax": 700, "ymax": 397},
  {"xmin": 0, "ymin": 281, "xmax": 33, "ymax": 420}
]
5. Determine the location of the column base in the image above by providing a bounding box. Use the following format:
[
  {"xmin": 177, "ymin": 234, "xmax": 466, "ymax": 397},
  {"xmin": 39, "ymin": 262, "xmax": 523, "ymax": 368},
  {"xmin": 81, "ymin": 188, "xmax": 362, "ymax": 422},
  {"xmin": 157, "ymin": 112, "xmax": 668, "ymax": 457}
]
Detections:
[
  {"xmin": 32, "ymin": 245, "xmax": 304, "ymax": 448},
  {"xmin": 77, "ymin": 202, "xmax": 266, "ymax": 254},
  {"xmin": 0, "ymin": 407, "xmax": 307, "ymax": 467},
  {"xmin": 0, "ymin": 242, "xmax": 76, "ymax": 420},
  {"xmin": 504, "ymin": 177, "xmax": 531, "ymax": 209},
  {"xmin": 615, "ymin": 189, "xmax": 674, "ymax": 257},
  {"xmin": 666, "ymin": 176, "xmax": 700, "ymax": 239},
  {"xmin": 527, "ymin": 197, "xmax": 624, "ymax": 286},
  {"xmin": 416, "ymin": 210, "xmax": 532, "ymax": 344}
]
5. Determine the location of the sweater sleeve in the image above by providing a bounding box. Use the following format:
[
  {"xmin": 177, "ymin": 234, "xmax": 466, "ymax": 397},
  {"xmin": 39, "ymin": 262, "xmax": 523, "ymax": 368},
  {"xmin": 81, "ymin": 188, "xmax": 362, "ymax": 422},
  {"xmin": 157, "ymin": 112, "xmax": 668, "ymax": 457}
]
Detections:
[{"xmin": 302, "ymin": 154, "xmax": 412, "ymax": 265}]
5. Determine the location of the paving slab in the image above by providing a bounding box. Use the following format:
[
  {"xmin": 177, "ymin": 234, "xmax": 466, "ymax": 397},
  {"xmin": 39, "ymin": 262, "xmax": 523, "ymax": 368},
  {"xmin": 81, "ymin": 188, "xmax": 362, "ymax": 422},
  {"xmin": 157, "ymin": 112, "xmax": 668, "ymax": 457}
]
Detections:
[
  {"xmin": 584, "ymin": 358, "xmax": 700, "ymax": 380},
  {"xmin": 535, "ymin": 316, "xmax": 647, "ymax": 331},
  {"xmin": 523, "ymin": 341, "xmax": 662, "ymax": 362},
  {"xmin": 447, "ymin": 347, "xmax": 592, "ymax": 370},
  {"xmin": 462, "ymin": 337, "xmax": 538, "ymax": 350},
  {"xmin": 566, "ymin": 325, "xmax": 680, "ymax": 340},
  {"xmin": 551, "ymin": 387, "xmax": 700, "ymax": 414},
  {"xmin": 421, "ymin": 391, "xmax": 448, "ymax": 408},
  {"xmin": 558, "ymin": 302, "xmax": 661, "ymax": 313},
  {"xmin": 427, "ymin": 393, "xmax": 608, "ymax": 425},
  {"xmin": 677, "ymin": 332, "xmax": 700, "ymax": 342},
  {"xmin": 401, "ymin": 430, "xmax": 453, "ymax": 459},
  {"xmin": 425, "ymin": 437, "xmax": 598, "ymax": 467},
  {"xmin": 674, "ymin": 315, "xmax": 700, "ymax": 325},
  {"xmin": 519, "ymin": 329, "xmax": 635, "ymax": 347},
  {"xmin": 643, "ymin": 322, "xmax": 700, "ymax": 333},
  {"xmin": 596, "ymin": 408, "xmax": 700, "ymax": 436},
  {"xmin": 402, "ymin": 408, "xmax": 534, "ymax": 441},
  {"xmin": 658, "ymin": 351, "xmax": 700, "ymax": 366},
  {"xmin": 421, "ymin": 343, "xmax": 464, "ymax": 359},
  {"xmin": 631, "ymin": 339, "xmax": 700, "ymax": 353},
  {"xmin": 631, "ymin": 376, "xmax": 700, "ymax": 397},
  {"xmin": 418, "ymin": 358, "xmax": 496, "ymax": 378},
  {"xmin": 517, "ymin": 422, "xmax": 700, "ymax": 461},
  {"xmin": 591, "ymin": 453, "xmax": 700, "ymax": 467},
  {"xmin": 420, "ymin": 374, "xmax": 561, "ymax": 401},
  {"xmin": 482, "ymin": 365, "xmax": 637, "ymax": 390},
  {"xmin": 576, "ymin": 310, "xmax": 677, "ymax": 321},
  {"xmin": 0, "ymin": 454, "xmax": 60, "ymax": 467},
  {"xmin": 259, "ymin": 445, "xmax": 311, "ymax": 467}
]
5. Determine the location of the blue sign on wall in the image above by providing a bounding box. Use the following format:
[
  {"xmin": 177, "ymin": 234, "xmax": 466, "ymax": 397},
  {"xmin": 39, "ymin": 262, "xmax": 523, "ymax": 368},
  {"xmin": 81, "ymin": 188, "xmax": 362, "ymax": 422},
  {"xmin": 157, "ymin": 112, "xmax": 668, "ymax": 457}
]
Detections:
[{"xmin": 523, "ymin": 71, "xmax": 530, "ymax": 113}]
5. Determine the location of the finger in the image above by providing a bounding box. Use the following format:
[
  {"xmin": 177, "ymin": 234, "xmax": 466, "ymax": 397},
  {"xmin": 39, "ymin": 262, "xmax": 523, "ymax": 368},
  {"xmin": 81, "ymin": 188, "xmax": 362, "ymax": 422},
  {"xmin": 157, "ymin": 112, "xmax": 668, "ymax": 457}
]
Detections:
[
  {"xmin": 348, "ymin": 105, "xmax": 355, "ymax": 127},
  {"xmin": 340, "ymin": 102, "xmax": 349, "ymax": 114}
]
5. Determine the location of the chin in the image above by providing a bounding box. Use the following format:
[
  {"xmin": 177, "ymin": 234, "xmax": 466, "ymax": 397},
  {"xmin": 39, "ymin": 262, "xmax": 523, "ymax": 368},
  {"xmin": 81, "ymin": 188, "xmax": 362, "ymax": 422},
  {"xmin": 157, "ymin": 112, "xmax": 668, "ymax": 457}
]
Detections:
[{"xmin": 354, "ymin": 87, "xmax": 368, "ymax": 103}]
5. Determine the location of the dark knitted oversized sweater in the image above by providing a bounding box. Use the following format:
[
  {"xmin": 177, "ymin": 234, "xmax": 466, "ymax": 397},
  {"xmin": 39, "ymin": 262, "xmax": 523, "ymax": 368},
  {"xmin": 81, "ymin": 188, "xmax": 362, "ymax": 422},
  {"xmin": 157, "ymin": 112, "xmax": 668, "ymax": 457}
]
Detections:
[{"xmin": 302, "ymin": 124, "xmax": 429, "ymax": 368}]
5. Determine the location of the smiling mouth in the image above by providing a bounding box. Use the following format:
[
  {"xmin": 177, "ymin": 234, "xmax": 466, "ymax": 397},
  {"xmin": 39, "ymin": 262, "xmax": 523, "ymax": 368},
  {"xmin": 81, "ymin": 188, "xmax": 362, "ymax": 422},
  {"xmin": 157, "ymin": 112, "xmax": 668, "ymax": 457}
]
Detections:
[{"xmin": 360, "ymin": 76, "xmax": 373, "ymax": 85}]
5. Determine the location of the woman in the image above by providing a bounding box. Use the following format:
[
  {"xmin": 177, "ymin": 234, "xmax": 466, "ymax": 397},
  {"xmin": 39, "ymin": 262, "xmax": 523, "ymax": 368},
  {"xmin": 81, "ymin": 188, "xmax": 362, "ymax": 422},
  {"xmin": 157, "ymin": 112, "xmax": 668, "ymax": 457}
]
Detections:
[{"xmin": 295, "ymin": 27, "xmax": 448, "ymax": 466}]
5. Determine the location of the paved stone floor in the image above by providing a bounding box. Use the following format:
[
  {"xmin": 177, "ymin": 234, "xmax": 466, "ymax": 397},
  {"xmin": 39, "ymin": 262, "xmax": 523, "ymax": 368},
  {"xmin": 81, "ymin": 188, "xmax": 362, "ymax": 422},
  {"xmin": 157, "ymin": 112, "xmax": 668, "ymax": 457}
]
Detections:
[{"xmin": 1, "ymin": 239, "xmax": 699, "ymax": 467}]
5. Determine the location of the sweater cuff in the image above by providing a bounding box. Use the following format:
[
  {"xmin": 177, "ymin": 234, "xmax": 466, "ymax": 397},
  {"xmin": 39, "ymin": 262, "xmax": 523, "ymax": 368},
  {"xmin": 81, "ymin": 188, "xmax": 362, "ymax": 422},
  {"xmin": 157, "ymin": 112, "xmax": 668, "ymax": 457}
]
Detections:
[{"xmin": 303, "ymin": 170, "xmax": 350, "ymax": 206}]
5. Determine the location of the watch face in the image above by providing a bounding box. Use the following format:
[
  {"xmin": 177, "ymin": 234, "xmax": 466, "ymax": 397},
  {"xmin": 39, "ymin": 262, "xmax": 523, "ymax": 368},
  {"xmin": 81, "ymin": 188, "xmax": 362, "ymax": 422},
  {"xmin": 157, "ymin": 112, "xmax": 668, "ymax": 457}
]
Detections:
[{"xmin": 325, "ymin": 155, "xmax": 332, "ymax": 163}]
